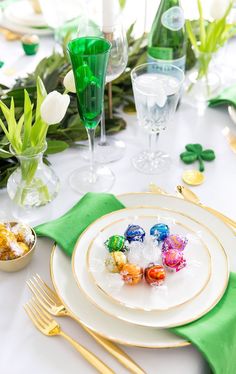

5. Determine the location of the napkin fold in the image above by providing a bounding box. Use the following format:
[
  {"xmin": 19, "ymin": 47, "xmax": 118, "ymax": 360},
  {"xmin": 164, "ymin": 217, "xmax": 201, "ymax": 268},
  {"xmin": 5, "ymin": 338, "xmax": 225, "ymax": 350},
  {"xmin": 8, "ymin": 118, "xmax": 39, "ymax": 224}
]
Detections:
[
  {"xmin": 208, "ymin": 85, "xmax": 236, "ymax": 107},
  {"xmin": 35, "ymin": 192, "xmax": 125, "ymax": 256},
  {"xmin": 172, "ymin": 273, "xmax": 236, "ymax": 374},
  {"xmin": 35, "ymin": 192, "xmax": 236, "ymax": 374}
]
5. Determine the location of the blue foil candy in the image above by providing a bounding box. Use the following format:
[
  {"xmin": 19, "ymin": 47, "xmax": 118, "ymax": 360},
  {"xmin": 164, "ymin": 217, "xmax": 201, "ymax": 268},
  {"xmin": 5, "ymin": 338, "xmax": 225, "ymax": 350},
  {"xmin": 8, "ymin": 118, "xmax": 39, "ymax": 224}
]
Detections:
[
  {"xmin": 124, "ymin": 224, "xmax": 145, "ymax": 243},
  {"xmin": 150, "ymin": 223, "xmax": 169, "ymax": 241}
]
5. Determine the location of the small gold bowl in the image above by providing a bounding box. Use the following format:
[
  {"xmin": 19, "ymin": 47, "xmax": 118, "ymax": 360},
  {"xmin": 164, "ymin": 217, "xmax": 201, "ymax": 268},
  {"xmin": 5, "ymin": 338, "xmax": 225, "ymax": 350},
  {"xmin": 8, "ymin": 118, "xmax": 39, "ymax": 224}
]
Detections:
[{"xmin": 0, "ymin": 222, "xmax": 37, "ymax": 272}]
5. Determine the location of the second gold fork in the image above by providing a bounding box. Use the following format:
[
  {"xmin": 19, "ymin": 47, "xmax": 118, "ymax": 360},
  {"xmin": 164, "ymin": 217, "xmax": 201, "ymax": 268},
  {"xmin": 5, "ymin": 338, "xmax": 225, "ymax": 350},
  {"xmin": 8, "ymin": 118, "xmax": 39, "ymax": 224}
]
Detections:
[
  {"xmin": 25, "ymin": 298, "xmax": 114, "ymax": 374},
  {"xmin": 27, "ymin": 273, "xmax": 146, "ymax": 374}
]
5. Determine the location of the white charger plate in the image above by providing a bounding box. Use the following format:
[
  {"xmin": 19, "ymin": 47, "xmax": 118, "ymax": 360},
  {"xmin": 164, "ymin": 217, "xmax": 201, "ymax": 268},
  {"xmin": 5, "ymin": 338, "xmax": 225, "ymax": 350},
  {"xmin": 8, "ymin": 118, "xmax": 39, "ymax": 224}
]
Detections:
[
  {"xmin": 73, "ymin": 206, "xmax": 228, "ymax": 328},
  {"xmin": 51, "ymin": 193, "xmax": 235, "ymax": 348},
  {"xmin": 0, "ymin": 17, "xmax": 52, "ymax": 35},
  {"xmin": 4, "ymin": 1, "xmax": 47, "ymax": 27},
  {"xmin": 87, "ymin": 212, "xmax": 212, "ymax": 311}
]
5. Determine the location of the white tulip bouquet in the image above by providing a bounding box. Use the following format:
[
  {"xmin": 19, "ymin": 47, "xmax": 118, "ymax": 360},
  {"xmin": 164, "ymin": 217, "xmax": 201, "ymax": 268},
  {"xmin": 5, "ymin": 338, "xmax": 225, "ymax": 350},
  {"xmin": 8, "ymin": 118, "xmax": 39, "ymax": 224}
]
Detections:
[
  {"xmin": 0, "ymin": 77, "xmax": 70, "ymax": 206},
  {"xmin": 0, "ymin": 77, "xmax": 70, "ymax": 156},
  {"xmin": 186, "ymin": 0, "xmax": 236, "ymax": 84}
]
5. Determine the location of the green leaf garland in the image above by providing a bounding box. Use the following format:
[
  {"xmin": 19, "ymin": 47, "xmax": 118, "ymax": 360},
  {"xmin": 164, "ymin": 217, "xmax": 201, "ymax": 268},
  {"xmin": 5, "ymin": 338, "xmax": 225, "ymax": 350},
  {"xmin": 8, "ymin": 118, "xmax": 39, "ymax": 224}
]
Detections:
[{"xmin": 0, "ymin": 21, "xmax": 209, "ymax": 189}]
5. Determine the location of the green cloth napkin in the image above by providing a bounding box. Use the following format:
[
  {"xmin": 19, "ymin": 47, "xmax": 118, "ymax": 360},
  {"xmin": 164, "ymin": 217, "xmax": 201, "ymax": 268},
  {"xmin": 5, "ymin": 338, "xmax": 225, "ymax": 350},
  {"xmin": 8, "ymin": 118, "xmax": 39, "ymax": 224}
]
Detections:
[
  {"xmin": 209, "ymin": 85, "xmax": 236, "ymax": 107},
  {"xmin": 35, "ymin": 192, "xmax": 236, "ymax": 374},
  {"xmin": 35, "ymin": 192, "xmax": 125, "ymax": 257},
  {"xmin": 172, "ymin": 273, "xmax": 236, "ymax": 374}
]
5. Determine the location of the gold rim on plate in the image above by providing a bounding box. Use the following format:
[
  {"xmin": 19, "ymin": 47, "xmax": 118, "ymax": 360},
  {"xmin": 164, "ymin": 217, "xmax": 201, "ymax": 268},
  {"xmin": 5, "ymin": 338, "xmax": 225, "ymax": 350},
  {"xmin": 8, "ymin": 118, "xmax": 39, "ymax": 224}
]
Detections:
[
  {"xmin": 72, "ymin": 205, "xmax": 229, "ymax": 329},
  {"xmin": 50, "ymin": 244, "xmax": 190, "ymax": 349},
  {"xmin": 117, "ymin": 192, "xmax": 236, "ymax": 236},
  {"xmin": 86, "ymin": 213, "xmax": 212, "ymax": 312},
  {"xmin": 50, "ymin": 192, "xmax": 231, "ymax": 349}
]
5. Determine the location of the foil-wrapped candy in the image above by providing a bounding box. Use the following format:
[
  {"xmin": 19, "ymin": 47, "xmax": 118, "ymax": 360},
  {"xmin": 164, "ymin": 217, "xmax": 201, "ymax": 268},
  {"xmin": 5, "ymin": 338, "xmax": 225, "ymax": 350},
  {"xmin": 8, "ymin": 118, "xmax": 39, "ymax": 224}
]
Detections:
[
  {"xmin": 150, "ymin": 223, "xmax": 169, "ymax": 242},
  {"xmin": 162, "ymin": 234, "xmax": 188, "ymax": 253},
  {"xmin": 162, "ymin": 249, "xmax": 186, "ymax": 272},
  {"xmin": 0, "ymin": 228, "xmax": 16, "ymax": 250},
  {"xmin": 0, "ymin": 222, "xmax": 33, "ymax": 261},
  {"xmin": 11, "ymin": 223, "xmax": 35, "ymax": 245},
  {"xmin": 144, "ymin": 263, "xmax": 166, "ymax": 286},
  {"xmin": 104, "ymin": 235, "xmax": 126, "ymax": 253},
  {"xmin": 105, "ymin": 252, "xmax": 127, "ymax": 273},
  {"xmin": 124, "ymin": 224, "xmax": 145, "ymax": 243},
  {"xmin": 120, "ymin": 263, "xmax": 143, "ymax": 285}
]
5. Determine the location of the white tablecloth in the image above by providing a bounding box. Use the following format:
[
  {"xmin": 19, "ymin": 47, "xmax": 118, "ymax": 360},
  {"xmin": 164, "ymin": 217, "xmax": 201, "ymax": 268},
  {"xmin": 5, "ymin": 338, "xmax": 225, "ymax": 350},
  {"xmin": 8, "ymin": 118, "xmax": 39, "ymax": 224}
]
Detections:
[{"xmin": 0, "ymin": 34, "xmax": 236, "ymax": 374}]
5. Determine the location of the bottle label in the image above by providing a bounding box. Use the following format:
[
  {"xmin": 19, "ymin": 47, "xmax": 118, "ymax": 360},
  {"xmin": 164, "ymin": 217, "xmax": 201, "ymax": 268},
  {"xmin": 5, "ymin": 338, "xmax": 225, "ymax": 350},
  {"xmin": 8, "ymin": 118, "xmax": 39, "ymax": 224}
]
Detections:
[
  {"xmin": 161, "ymin": 6, "xmax": 185, "ymax": 31},
  {"xmin": 147, "ymin": 54, "xmax": 186, "ymax": 71},
  {"xmin": 148, "ymin": 47, "xmax": 173, "ymax": 60}
]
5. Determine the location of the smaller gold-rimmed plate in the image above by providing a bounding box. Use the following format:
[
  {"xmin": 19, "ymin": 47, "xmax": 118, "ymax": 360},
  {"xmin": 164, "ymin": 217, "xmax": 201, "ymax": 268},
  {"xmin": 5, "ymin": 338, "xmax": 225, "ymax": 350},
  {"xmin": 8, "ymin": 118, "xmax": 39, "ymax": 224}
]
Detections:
[
  {"xmin": 87, "ymin": 215, "xmax": 212, "ymax": 311},
  {"xmin": 72, "ymin": 206, "xmax": 229, "ymax": 329}
]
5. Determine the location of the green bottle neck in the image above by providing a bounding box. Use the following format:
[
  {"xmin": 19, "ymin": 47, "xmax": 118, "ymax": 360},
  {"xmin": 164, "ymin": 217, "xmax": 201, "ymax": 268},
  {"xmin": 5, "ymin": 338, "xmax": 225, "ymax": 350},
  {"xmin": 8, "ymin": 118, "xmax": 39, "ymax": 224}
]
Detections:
[
  {"xmin": 158, "ymin": 0, "xmax": 180, "ymax": 12},
  {"xmin": 153, "ymin": 0, "xmax": 181, "ymax": 23},
  {"xmin": 148, "ymin": 0, "xmax": 186, "ymax": 63},
  {"xmin": 148, "ymin": 0, "xmax": 184, "ymax": 44}
]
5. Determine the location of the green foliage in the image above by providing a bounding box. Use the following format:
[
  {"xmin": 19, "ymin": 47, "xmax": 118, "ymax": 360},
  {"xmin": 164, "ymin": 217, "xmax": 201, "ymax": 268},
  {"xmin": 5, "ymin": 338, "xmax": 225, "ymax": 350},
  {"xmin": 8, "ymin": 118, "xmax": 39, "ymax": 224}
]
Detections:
[
  {"xmin": 180, "ymin": 144, "xmax": 215, "ymax": 172},
  {"xmin": 0, "ymin": 77, "xmax": 48, "ymax": 155},
  {"xmin": 186, "ymin": 1, "xmax": 236, "ymax": 84},
  {"xmin": 186, "ymin": 0, "xmax": 236, "ymax": 56},
  {"xmin": 46, "ymin": 140, "xmax": 69, "ymax": 154},
  {"xmin": 119, "ymin": 0, "xmax": 126, "ymax": 9},
  {"xmin": 0, "ymin": 22, "xmax": 207, "ymax": 188}
]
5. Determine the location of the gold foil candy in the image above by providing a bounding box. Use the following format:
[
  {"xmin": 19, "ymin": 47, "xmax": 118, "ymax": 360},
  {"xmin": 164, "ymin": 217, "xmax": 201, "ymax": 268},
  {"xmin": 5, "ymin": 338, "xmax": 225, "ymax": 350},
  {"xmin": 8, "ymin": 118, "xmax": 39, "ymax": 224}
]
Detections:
[
  {"xmin": 105, "ymin": 252, "xmax": 127, "ymax": 273},
  {"xmin": 120, "ymin": 263, "xmax": 143, "ymax": 285},
  {"xmin": 17, "ymin": 242, "xmax": 30, "ymax": 255},
  {"xmin": 0, "ymin": 228, "xmax": 16, "ymax": 249}
]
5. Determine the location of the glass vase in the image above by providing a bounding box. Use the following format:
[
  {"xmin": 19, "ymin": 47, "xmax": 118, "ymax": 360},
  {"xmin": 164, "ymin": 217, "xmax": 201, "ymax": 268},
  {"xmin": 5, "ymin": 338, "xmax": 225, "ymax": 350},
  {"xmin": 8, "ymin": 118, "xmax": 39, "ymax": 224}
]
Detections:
[
  {"xmin": 7, "ymin": 144, "xmax": 60, "ymax": 208},
  {"xmin": 186, "ymin": 51, "xmax": 221, "ymax": 103}
]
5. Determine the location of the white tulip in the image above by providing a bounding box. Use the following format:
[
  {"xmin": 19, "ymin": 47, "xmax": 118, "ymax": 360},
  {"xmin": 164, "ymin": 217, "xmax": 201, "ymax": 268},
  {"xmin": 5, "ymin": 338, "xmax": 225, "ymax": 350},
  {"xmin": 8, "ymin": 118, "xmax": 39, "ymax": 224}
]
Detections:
[
  {"xmin": 209, "ymin": 0, "xmax": 231, "ymax": 20},
  {"xmin": 40, "ymin": 91, "xmax": 70, "ymax": 125},
  {"xmin": 63, "ymin": 70, "xmax": 76, "ymax": 93}
]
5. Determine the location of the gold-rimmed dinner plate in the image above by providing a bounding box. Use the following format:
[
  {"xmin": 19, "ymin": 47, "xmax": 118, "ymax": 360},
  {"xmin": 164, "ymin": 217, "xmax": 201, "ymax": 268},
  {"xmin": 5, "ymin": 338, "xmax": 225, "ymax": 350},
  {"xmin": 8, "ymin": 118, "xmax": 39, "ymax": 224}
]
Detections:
[
  {"xmin": 87, "ymin": 213, "xmax": 212, "ymax": 312},
  {"xmin": 72, "ymin": 206, "xmax": 228, "ymax": 328},
  {"xmin": 51, "ymin": 193, "xmax": 235, "ymax": 348}
]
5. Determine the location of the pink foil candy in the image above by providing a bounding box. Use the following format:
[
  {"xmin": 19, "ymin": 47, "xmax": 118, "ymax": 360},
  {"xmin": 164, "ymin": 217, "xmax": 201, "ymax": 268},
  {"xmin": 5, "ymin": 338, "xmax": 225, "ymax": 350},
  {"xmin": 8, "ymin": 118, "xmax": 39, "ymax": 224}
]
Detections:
[
  {"xmin": 162, "ymin": 249, "xmax": 186, "ymax": 272},
  {"xmin": 162, "ymin": 234, "xmax": 188, "ymax": 253}
]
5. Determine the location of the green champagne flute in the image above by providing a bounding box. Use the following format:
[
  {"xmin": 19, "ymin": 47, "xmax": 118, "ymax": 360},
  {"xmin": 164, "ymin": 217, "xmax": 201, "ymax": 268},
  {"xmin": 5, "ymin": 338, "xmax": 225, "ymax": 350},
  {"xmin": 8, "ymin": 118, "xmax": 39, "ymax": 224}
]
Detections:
[{"xmin": 67, "ymin": 37, "xmax": 115, "ymax": 193}]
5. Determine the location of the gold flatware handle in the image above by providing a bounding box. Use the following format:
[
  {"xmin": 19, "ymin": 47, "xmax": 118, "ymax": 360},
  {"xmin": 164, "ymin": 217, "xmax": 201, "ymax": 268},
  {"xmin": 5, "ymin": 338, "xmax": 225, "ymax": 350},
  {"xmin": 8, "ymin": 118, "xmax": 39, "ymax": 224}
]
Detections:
[
  {"xmin": 68, "ymin": 311, "xmax": 146, "ymax": 374},
  {"xmin": 0, "ymin": 27, "xmax": 21, "ymax": 40},
  {"xmin": 82, "ymin": 324, "xmax": 146, "ymax": 374},
  {"xmin": 203, "ymin": 206, "xmax": 236, "ymax": 231},
  {"xmin": 50, "ymin": 246, "xmax": 145, "ymax": 372},
  {"xmin": 149, "ymin": 183, "xmax": 168, "ymax": 195},
  {"xmin": 176, "ymin": 185, "xmax": 236, "ymax": 233},
  {"xmin": 60, "ymin": 330, "xmax": 115, "ymax": 374}
]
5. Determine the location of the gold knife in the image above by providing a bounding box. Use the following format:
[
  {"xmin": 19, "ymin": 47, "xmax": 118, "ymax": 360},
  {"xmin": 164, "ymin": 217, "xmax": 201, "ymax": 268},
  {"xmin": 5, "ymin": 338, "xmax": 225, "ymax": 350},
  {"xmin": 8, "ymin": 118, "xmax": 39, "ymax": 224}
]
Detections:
[{"xmin": 176, "ymin": 185, "xmax": 236, "ymax": 232}]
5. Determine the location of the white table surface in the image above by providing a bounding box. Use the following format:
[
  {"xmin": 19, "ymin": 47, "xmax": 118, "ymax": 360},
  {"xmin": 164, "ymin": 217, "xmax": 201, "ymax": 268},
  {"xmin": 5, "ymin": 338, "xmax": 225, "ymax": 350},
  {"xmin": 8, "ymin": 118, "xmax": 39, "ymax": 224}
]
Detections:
[{"xmin": 0, "ymin": 33, "xmax": 236, "ymax": 374}]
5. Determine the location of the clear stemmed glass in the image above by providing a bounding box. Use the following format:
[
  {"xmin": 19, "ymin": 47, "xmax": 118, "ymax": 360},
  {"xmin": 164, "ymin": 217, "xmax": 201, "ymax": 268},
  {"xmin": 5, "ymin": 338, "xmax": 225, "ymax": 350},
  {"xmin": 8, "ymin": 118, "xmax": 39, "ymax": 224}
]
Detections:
[
  {"xmin": 39, "ymin": 0, "xmax": 85, "ymax": 44},
  {"xmin": 96, "ymin": 21, "xmax": 128, "ymax": 163},
  {"xmin": 67, "ymin": 37, "xmax": 115, "ymax": 193},
  {"xmin": 131, "ymin": 62, "xmax": 184, "ymax": 174}
]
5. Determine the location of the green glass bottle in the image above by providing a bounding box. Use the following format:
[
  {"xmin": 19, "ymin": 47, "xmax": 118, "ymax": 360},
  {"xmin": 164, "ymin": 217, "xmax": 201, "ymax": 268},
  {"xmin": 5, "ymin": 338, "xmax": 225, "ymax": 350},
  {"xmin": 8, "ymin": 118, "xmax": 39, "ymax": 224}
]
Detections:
[{"xmin": 148, "ymin": 0, "xmax": 186, "ymax": 71}]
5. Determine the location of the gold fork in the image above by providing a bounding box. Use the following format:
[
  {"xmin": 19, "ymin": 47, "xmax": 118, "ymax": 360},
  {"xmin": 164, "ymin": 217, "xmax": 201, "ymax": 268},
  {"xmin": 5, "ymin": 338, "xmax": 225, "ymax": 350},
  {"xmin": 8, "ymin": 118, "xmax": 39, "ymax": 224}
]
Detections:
[
  {"xmin": 27, "ymin": 274, "xmax": 146, "ymax": 374},
  {"xmin": 24, "ymin": 298, "xmax": 114, "ymax": 374}
]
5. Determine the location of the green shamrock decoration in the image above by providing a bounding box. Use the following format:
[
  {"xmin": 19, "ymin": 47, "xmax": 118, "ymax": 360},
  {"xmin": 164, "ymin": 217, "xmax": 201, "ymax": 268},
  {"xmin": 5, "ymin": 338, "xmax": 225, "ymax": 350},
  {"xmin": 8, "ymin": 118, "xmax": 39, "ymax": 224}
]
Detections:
[{"xmin": 180, "ymin": 144, "xmax": 215, "ymax": 172}]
